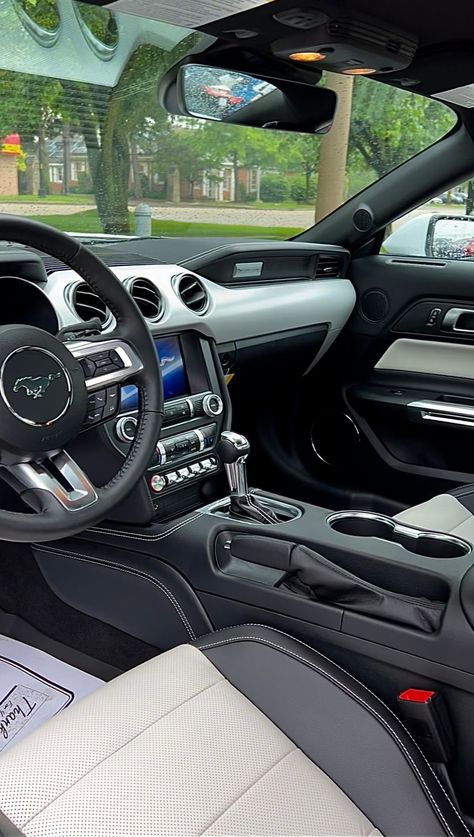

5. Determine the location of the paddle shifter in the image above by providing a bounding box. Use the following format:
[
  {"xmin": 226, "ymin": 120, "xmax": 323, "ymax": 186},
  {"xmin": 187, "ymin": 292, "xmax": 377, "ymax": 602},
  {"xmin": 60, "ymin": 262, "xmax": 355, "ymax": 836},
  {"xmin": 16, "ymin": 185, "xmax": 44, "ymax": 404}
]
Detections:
[{"xmin": 217, "ymin": 431, "xmax": 279, "ymax": 523}]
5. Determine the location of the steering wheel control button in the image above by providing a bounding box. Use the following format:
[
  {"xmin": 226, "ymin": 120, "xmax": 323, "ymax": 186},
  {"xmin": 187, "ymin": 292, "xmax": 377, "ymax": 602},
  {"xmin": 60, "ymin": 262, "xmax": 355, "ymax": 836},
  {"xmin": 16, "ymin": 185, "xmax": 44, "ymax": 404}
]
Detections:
[
  {"xmin": 79, "ymin": 357, "xmax": 96, "ymax": 378},
  {"xmin": 88, "ymin": 390, "xmax": 106, "ymax": 409},
  {"xmin": 1, "ymin": 347, "xmax": 71, "ymax": 427},
  {"xmin": 103, "ymin": 386, "xmax": 119, "ymax": 418},
  {"xmin": 80, "ymin": 349, "xmax": 127, "ymax": 381}
]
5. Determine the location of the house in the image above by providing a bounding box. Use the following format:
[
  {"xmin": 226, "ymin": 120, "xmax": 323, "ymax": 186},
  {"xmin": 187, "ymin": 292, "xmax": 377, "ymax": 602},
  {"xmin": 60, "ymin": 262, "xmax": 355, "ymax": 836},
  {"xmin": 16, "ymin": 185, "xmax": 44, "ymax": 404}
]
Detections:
[
  {"xmin": 189, "ymin": 165, "xmax": 260, "ymax": 202},
  {"xmin": 18, "ymin": 131, "xmax": 261, "ymax": 202},
  {"xmin": 45, "ymin": 134, "xmax": 155, "ymax": 195}
]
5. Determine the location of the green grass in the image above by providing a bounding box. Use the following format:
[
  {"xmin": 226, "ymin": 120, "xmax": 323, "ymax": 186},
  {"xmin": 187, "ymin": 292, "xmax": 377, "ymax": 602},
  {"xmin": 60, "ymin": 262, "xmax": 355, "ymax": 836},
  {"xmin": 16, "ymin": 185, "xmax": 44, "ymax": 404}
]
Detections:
[
  {"xmin": 1, "ymin": 194, "xmax": 94, "ymax": 204},
  {"xmin": 31, "ymin": 209, "xmax": 303, "ymax": 239}
]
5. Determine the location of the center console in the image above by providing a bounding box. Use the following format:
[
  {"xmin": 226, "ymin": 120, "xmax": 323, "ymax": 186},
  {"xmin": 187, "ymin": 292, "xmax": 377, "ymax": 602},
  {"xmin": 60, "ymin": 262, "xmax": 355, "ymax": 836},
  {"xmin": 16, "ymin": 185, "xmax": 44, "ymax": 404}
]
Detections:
[{"xmin": 105, "ymin": 331, "xmax": 228, "ymax": 520}]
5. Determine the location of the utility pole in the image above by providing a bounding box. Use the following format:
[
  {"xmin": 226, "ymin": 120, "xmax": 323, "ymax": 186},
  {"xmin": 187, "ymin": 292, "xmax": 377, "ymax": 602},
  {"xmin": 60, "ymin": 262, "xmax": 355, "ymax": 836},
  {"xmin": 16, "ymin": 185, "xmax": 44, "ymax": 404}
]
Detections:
[
  {"xmin": 315, "ymin": 73, "xmax": 354, "ymax": 222},
  {"xmin": 63, "ymin": 122, "xmax": 71, "ymax": 195}
]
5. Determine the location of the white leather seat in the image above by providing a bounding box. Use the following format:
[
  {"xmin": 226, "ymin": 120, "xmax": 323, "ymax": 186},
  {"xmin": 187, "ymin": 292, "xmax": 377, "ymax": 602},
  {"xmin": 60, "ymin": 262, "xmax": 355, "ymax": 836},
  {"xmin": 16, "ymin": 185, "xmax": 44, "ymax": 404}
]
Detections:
[
  {"xmin": 0, "ymin": 625, "xmax": 468, "ymax": 836},
  {"xmin": 395, "ymin": 485, "xmax": 474, "ymax": 543}
]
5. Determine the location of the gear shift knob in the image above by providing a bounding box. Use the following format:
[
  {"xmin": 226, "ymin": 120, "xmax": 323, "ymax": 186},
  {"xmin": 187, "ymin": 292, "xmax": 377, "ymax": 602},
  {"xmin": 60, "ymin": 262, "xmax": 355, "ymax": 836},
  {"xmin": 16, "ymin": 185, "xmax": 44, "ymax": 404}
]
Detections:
[{"xmin": 217, "ymin": 431, "xmax": 250, "ymax": 496}]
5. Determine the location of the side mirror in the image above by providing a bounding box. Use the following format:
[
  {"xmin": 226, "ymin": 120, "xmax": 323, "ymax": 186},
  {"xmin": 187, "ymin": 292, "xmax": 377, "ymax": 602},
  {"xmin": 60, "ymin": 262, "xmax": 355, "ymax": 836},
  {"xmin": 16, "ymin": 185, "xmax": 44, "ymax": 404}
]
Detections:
[
  {"xmin": 160, "ymin": 63, "xmax": 336, "ymax": 135},
  {"xmin": 383, "ymin": 213, "xmax": 474, "ymax": 259},
  {"xmin": 426, "ymin": 214, "xmax": 474, "ymax": 259}
]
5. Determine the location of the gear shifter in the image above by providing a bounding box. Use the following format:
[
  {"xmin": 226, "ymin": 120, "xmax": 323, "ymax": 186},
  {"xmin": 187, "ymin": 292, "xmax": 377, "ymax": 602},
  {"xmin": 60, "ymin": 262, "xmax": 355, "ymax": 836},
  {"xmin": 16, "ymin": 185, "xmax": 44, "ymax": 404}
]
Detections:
[{"xmin": 217, "ymin": 431, "xmax": 279, "ymax": 523}]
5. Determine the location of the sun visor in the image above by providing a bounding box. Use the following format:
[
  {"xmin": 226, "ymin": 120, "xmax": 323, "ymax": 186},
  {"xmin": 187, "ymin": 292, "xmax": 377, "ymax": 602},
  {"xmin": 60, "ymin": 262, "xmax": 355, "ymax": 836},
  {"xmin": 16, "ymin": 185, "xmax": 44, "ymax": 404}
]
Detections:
[{"xmin": 106, "ymin": 0, "xmax": 270, "ymax": 29}]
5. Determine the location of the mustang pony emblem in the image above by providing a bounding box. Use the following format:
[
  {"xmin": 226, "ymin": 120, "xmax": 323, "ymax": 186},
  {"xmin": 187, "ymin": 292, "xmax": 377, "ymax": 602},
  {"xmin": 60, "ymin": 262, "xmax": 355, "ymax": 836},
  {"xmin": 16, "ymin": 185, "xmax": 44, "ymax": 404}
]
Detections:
[{"xmin": 13, "ymin": 373, "xmax": 61, "ymax": 399}]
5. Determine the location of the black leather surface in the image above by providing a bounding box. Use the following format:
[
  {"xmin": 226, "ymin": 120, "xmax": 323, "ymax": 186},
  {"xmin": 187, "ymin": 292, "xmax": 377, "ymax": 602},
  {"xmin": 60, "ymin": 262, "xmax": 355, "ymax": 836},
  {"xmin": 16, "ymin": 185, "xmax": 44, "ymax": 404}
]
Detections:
[
  {"xmin": 33, "ymin": 540, "xmax": 213, "ymax": 648},
  {"xmin": 196, "ymin": 624, "xmax": 470, "ymax": 837},
  {"xmin": 290, "ymin": 544, "xmax": 444, "ymax": 632},
  {"xmin": 450, "ymin": 485, "xmax": 474, "ymax": 515}
]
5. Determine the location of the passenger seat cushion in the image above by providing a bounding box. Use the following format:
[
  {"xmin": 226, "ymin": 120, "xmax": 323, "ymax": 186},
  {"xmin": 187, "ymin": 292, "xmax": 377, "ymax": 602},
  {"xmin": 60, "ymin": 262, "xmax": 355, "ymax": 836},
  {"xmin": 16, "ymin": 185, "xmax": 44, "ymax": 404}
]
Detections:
[
  {"xmin": 0, "ymin": 625, "xmax": 468, "ymax": 837},
  {"xmin": 0, "ymin": 643, "xmax": 380, "ymax": 837},
  {"xmin": 395, "ymin": 492, "xmax": 474, "ymax": 543}
]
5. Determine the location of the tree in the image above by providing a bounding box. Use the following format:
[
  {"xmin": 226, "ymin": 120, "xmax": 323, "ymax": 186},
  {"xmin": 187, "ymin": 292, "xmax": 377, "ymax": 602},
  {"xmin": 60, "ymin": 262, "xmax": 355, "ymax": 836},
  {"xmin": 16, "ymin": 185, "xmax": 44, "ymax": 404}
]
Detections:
[
  {"xmin": 0, "ymin": 71, "xmax": 65, "ymax": 195},
  {"xmin": 348, "ymin": 79, "xmax": 455, "ymax": 178},
  {"xmin": 285, "ymin": 134, "xmax": 321, "ymax": 202}
]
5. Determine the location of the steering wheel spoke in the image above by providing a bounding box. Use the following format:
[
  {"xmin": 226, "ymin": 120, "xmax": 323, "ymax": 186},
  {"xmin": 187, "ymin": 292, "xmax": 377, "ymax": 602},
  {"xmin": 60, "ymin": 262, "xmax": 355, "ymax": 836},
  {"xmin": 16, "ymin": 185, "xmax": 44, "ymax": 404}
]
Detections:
[
  {"xmin": 65, "ymin": 336, "xmax": 144, "ymax": 392},
  {"xmin": 1, "ymin": 450, "xmax": 98, "ymax": 513}
]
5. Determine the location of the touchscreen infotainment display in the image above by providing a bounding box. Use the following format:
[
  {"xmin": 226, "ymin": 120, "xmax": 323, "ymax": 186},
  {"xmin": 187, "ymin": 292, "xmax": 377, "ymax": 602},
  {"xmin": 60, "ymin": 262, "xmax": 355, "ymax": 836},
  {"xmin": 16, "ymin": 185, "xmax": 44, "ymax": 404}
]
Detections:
[{"xmin": 120, "ymin": 335, "xmax": 188, "ymax": 411}]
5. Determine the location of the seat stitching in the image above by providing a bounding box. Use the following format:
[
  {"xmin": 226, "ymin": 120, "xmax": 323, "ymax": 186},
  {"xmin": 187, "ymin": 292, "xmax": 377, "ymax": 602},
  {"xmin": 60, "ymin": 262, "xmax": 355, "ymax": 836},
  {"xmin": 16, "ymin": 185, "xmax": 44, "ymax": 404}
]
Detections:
[
  {"xmin": 23, "ymin": 679, "xmax": 222, "ymax": 829},
  {"xmin": 33, "ymin": 545, "xmax": 196, "ymax": 640},
  {"xmin": 198, "ymin": 634, "xmax": 468, "ymax": 837},
  {"xmin": 203, "ymin": 623, "xmax": 469, "ymax": 834},
  {"xmin": 200, "ymin": 748, "xmax": 297, "ymax": 835},
  {"xmin": 200, "ymin": 619, "xmax": 465, "ymax": 814},
  {"xmin": 90, "ymin": 510, "xmax": 204, "ymax": 540}
]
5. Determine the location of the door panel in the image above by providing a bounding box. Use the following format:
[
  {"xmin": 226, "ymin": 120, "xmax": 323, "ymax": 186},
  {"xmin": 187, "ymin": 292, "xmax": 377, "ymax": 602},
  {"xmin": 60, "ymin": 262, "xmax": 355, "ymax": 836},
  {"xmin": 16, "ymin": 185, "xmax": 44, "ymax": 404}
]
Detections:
[
  {"xmin": 251, "ymin": 254, "xmax": 474, "ymax": 516},
  {"xmin": 238, "ymin": 254, "xmax": 474, "ymax": 514},
  {"xmin": 374, "ymin": 337, "xmax": 474, "ymax": 378},
  {"xmin": 335, "ymin": 255, "xmax": 474, "ymax": 508}
]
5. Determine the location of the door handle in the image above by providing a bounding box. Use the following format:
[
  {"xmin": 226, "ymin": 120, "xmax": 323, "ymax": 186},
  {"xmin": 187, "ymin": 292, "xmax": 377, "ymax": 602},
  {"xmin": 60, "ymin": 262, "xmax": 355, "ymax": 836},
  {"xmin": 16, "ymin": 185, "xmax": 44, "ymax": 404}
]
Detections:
[
  {"xmin": 442, "ymin": 307, "xmax": 474, "ymax": 333},
  {"xmin": 408, "ymin": 399, "xmax": 474, "ymax": 428}
]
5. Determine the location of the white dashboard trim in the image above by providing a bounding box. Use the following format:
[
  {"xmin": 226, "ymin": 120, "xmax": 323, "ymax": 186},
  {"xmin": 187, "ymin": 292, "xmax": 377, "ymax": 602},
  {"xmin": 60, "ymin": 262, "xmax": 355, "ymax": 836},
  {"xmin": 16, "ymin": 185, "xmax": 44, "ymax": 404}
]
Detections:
[{"xmin": 45, "ymin": 263, "xmax": 356, "ymax": 362}]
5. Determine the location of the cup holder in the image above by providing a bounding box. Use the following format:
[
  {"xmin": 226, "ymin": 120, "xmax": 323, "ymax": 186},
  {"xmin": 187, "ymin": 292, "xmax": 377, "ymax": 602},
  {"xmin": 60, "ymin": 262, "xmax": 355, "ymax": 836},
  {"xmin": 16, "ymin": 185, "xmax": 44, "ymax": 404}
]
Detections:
[{"xmin": 327, "ymin": 511, "xmax": 470, "ymax": 558}]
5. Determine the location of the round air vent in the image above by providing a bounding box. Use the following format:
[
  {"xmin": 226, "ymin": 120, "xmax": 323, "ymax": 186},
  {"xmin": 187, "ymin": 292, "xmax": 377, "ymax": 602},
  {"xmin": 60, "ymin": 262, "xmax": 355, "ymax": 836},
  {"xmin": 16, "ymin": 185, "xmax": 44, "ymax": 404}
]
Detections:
[
  {"xmin": 353, "ymin": 205, "xmax": 374, "ymax": 233},
  {"xmin": 176, "ymin": 274, "xmax": 209, "ymax": 314},
  {"xmin": 360, "ymin": 288, "xmax": 390, "ymax": 322},
  {"xmin": 71, "ymin": 282, "xmax": 109, "ymax": 327},
  {"xmin": 129, "ymin": 277, "xmax": 163, "ymax": 321}
]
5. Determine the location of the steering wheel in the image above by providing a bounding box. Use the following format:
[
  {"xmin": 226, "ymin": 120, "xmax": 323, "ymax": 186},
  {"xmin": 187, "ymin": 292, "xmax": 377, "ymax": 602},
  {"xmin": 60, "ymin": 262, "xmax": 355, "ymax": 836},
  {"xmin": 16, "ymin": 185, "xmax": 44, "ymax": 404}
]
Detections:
[{"xmin": 0, "ymin": 216, "xmax": 163, "ymax": 542}]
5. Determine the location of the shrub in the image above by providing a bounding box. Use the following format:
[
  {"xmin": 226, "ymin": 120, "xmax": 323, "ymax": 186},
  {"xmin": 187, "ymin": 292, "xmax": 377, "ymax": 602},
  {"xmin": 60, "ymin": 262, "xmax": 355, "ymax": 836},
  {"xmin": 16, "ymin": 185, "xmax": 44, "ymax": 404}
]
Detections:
[
  {"xmin": 260, "ymin": 174, "xmax": 289, "ymax": 203},
  {"xmin": 77, "ymin": 170, "xmax": 93, "ymax": 194},
  {"xmin": 289, "ymin": 175, "xmax": 315, "ymax": 203}
]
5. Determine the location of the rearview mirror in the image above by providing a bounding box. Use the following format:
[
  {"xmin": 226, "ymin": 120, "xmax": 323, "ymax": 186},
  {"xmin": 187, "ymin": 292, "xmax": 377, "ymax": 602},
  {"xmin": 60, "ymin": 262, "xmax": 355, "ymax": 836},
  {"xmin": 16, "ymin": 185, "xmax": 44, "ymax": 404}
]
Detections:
[
  {"xmin": 182, "ymin": 66, "xmax": 276, "ymax": 121},
  {"xmin": 160, "ymin": 63, "xmax": 336, "ymax": 134}
]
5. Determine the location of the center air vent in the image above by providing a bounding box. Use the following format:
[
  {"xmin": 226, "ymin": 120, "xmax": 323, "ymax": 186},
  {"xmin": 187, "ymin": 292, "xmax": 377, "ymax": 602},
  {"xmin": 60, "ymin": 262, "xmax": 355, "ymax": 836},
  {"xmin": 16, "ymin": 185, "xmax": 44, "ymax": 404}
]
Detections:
[
  {"xmin": 315, "ymin": 255, "xmax": 344, "ymax": 278},
  {"xmin": 176, "ymin": 274, "xmax": 209, "ymax": 314},
  {"xmin": 129, "ymin": 277, "xmax": 163, "ymax": 321},
  {"xmin": 71, "ymin": 282, "xmax": 109, "ymax": 327}
]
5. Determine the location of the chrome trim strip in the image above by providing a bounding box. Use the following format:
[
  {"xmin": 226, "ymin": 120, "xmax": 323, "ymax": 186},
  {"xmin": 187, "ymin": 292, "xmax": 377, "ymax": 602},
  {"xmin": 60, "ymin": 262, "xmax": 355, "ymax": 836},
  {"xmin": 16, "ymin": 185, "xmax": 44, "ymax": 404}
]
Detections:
[
  {"xmin": 65, "ymin": 337, "xmax": 143, "ymax": 391},
  {"xmin": 409, "ymin": 399, "xmax": 474, "ymax": 428},
  {"xmin": 442, "ymin": 307, "xmax": 474, "ymax": 333},
  {"xmin": 409, "ymin": 400, "xmax": 474, "ymax": 419},
  {"xmin": 4, "ymin": 451, "xmax": 98, "ymax": 512},
  {"xmin": 195, "ymin": 428, "xmax": 205, "ymax": 452}
]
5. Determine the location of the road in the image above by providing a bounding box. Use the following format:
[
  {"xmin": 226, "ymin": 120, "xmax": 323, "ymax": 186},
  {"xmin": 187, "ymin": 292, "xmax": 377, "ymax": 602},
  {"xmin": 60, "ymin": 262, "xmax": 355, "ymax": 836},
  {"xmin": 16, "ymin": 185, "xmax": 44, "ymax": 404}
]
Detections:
[{"xmin": 0, "ymin": 201, "xmax": 467, "ymax": 229}]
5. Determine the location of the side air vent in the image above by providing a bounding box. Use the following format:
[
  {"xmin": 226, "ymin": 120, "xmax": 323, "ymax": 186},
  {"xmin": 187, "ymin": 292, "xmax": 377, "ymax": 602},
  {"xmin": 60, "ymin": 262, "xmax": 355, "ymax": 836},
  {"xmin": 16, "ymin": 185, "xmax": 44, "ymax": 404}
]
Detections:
[
  {"xmin": 176, "ymin": 273, "xmax": 209, "ymax": 314},
  {"xmin": 315, "ymin": 255, "xmax": 344, "ymax": 278},
  {"xmin": 71, "ymin": 282, "xmax": 109, "ymax": 327},
  {"xmin": 129, "ymin": 277, "xmax": 163, "ymax": 321}
]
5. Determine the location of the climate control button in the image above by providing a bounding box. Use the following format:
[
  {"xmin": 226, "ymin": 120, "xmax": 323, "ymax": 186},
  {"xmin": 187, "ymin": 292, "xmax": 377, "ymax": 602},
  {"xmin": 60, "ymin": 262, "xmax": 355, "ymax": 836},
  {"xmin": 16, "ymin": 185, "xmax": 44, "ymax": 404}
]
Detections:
[
  {"xmin": 149, "ymin": 474, "xmax": 166, "ymax": 493},
  {"xmin": 202, "ymin": 394, "xmax": 223, "ymax": 417}
]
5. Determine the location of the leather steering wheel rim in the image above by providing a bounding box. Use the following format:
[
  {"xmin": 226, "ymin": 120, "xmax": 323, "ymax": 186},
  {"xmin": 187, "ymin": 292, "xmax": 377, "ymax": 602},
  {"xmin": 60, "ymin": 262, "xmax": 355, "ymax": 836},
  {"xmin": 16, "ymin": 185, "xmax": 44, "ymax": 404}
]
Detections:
[{"xmin": 0, "ymin": 215, "xmax": 163, "ymax": 542}]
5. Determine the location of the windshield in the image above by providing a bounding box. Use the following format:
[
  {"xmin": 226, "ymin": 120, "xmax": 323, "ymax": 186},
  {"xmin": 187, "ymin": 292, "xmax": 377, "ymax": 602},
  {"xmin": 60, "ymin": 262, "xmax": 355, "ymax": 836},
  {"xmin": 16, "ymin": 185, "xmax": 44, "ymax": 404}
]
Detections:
[{"xmin": 0, "ymin": 0, "xmax": 456, "ymax": 239}]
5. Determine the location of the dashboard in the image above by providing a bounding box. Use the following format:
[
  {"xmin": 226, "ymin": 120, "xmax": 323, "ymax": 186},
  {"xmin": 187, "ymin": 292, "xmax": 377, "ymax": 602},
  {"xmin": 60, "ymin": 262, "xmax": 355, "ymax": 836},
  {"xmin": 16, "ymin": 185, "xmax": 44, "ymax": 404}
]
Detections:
[{"xmin": 0, "ymin": 239, "xmax": 355, "ymax": 523}]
